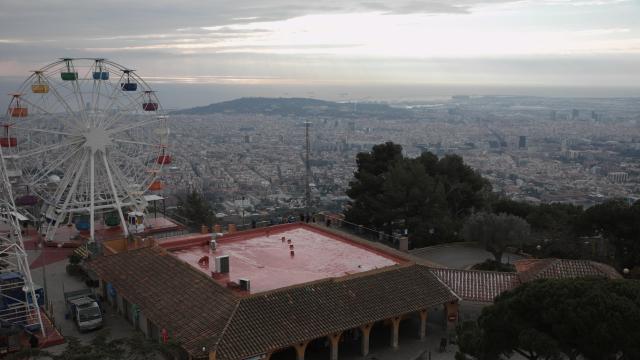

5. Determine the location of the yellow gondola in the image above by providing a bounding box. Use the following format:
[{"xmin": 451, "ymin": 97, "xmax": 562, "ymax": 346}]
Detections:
[{"xmin": 31, "ymin": 71, "xmax": 49, "ymax": 93}]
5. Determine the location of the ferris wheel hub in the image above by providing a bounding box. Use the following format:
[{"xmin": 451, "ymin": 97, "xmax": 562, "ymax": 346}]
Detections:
[{"xmin": 83, "ymin": 127, "xmax": 111, "ymax": 152}]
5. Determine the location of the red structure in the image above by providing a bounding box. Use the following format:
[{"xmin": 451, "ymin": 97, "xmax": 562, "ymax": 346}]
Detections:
[{"xmin": 170, "ymin": 223, "xmax": 406, "ymax": 293}]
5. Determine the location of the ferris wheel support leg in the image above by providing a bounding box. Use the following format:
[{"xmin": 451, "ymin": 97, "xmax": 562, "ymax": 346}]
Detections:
[
  {"xmin": 102, "ymin": 153, "xmax": 128, "ymax": 237},
  {"xmin": 89, "ymin": 150, "xmax": 95, "ymax": 243},
  {"xmin": 1, "ymin": 149, "xmax": 46, "ymax": 336}
]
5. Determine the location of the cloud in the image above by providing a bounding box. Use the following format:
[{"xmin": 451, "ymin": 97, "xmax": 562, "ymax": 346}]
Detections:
[
  {"xmin": 0, "ymin": 1, "xmax": 515, "ymax": 39},
  {"xmin": 0, "ymin": 0, "xmax": 637, "ymax": 93}
]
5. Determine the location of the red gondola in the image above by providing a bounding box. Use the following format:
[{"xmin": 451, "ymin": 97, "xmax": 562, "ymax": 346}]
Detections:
[
  {"xmin": 157, "ymin": 147, "xmax": 172, "ymax": 165},
  {"xmin": 0, "ymin": 137, "xmax": 17, "ymax": 148},
  {"xmin": 9, "ymin": 94, "xmax": 27, "ymax": 118},
  {"xmin": 143, "ymin": 91, "xmax": 158, "ymax": 111},
  {"xmin": 149, "ymin": 180, "xmax": 163, "ymax": 191},
  {"xmin": 157, "ymin": 155, "xmax": 172, "ymax": 165}
]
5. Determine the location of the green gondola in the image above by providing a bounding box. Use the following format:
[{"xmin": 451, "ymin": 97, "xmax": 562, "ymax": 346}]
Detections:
[{"xmin": 105, "ymin": 213, "xmax": 121, "ymax": 227}]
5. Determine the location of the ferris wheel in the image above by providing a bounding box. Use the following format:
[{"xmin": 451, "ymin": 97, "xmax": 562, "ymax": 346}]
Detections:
[{"xmin": 2, "ymin": 58, "xmax": 171, "ymax": 243}]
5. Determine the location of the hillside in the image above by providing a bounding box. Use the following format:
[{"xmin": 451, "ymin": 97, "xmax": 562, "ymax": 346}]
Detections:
[{"xmin": 172, "ymin": 97, "xmax": 412, "ymax": 118}]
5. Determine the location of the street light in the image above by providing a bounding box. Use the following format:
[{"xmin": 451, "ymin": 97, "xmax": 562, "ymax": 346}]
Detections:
[{"xmin": 241, "ymin": 196, "xmax": 245, "ymax": 227}]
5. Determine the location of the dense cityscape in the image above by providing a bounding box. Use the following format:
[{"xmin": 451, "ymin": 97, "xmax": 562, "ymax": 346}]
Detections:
[{"xmin": 162, "ymin": 96, "xmax": 640, "ymax": 218}]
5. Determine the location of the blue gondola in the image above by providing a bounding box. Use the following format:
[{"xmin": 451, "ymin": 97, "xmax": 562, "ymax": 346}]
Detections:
[
  {"xmin": 121, "ymin": 69, "xmax": 137, "ymax": 91},
  {"xmin": 76, "ymin": 220, "xmax": 90, "ymax": 231},
  {"xmin": 93, "ymin": 71, "xmax": 109, "ymax": 80},
  {"xmin": 76, "ymin": 222, "xmax": 90, "ymax": 231},
  {"xmin": 121, "ymin": 82, "xmax": 137, "ymax": 91}
]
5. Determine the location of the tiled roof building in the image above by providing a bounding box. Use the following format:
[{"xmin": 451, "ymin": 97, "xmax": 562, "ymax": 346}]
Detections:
[
  {"xmin": 89, "ymin": 225, "xmax": 622, "ymax": 360},
  {"xmin": 430, "ymin": 268, "xmax": 520, "ymax": 303},
  {"xmin": 89, "ymin": 246, "xmax": 237, "ymax": 356},
  {"xmin": 217, "ymin": 264, "xmax": 457, "ymax": 359},
  {"xmin": 89, "ymin": 247, "xmax": 459, "ymax": 360},
  {"xmin": 514, "ymin": 258, "xmax": 622, "ymax": 282}
]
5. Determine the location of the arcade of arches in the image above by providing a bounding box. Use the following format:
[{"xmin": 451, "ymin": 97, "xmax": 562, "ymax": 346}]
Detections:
[{"xmin": 267, "ymin": 302, "xmax": 458, "ymax": 360}]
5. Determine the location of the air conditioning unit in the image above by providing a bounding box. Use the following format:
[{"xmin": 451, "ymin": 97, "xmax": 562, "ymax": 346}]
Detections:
[
  {"xmin": 239, "ymin": 278, "xmax": 250, "ymax": 292},
  {"xmin": 215, "ymin": 255, "xmax": 229, "ymax": 274}
]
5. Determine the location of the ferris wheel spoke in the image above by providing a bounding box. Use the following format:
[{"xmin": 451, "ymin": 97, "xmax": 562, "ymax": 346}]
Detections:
[
  {"xmin": 45, "ymin": 79, "xmax": 86, "ymax": 129},
  {"xmin": 45, "ymin": 151, "xmax": 89, "ymax": 241},
  {"xmin": 102, "ymin": 92, "xmax": 146, "ymax": 129},
  {"xmin": 107, "ymin": 116, "xmax": 165, "ymax": 135},
  {"xmin": 73, "ymin": 78, "xmax": 91, "ymax": 127},
  {"xmin": 11, "ymin": 126, "xmax": 76, "ymax": 137},
  {"xmin": 47, "ymin": 149, "xmax": 87, "ymax": 211},
  {"xmin": 101, "ymin": 152, "xmax": 129, "ymax": 236},
  {"xmin": 112, "ymin": 138, "xmax": 158, "ymax": 147},
  {"xmin": 27, "ymin": 145, "xmax": 84, "ymax": 187},
  {"xmin": 109, "ymin": 147, "xmax": 152, "ymax": 185},
  {"xmin": 14, "ymin": 138, "xmax": 83, "ymax": 159},
  {"xmin": 17, "ymin": 96, "xmax": 73, "ymax": 125},
  {"xmin": 98, "ymin": 72, "xmax": 127, "ymax": 127}
]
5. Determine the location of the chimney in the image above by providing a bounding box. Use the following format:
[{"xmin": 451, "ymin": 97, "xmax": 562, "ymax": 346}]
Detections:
[{"xmin": 398, "ymin": 236, "xmax": 409, "ymax": 252}]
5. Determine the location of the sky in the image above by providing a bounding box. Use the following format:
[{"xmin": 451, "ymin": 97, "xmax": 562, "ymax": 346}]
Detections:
[{"xmin": 1, "ymin": 0, "xmax": 639, "ymax": 108}]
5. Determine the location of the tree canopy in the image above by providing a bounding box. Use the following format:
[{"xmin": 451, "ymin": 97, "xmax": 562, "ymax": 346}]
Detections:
[
  {"xmin": 176, "ymin": 189, "xmax": 215, "ymax": 230},
  {"xmin": 345, "ymin": 142, "xmax": 491, "ymax": 246},
  {"xmin": 577, "ymin": 199, "xmax": 640, "ymax": 271},
  {"xmin": 462, "ymin": 212, "xmax": 530, "ymax": 263},
  {"xmin": 457, "ymin": 278, "xmax": 640, "ymax": 360}
]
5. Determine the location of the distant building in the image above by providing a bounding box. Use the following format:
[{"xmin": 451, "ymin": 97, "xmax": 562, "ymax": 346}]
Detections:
[
  {"xmin": 608, "ymin": 171, "xmax": 628, "ymax": 183},
  {"xmin": 518, "ymin": 136, "xmax": 527, "ymax": 149},
  {"xmin": 571, "ymin": 109, "xmax": 579, "ymax": 120}
]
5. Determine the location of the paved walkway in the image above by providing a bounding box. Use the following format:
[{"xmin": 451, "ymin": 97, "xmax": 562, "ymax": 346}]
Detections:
[
  {"xmin": 27, "ymin": 247, "xmax": 137, "ymax": 353},
  {"xmin": 411, "ymin": 243, "xmax": 524, "ymax": 269},
  {"xmin": 303, "ymin": 323, "xmax": 459, "ymax": 360}
]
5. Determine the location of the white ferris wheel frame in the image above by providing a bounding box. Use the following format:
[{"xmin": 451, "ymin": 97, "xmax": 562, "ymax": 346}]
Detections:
[{"xmin": 3, "ymin": 58, "xmax": 170, "ymax": 243}]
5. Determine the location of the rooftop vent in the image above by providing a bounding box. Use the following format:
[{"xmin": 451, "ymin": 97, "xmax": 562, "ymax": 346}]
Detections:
[
  {"xmin": 215, "ymin": 255, "xmax": 230, "ymax": 274},
  {"xmin": 210, "ymin": 239, "xmax": 217, "ymax": 252},
  {"xmin": 239, "ymin": 278, "xmax": 250, "ymax": 292}
]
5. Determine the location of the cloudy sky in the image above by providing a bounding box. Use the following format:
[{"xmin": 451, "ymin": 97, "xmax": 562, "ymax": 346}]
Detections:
[{"xmin": 1, "ymin": 0, "xmax": 639, "ymax": 107}]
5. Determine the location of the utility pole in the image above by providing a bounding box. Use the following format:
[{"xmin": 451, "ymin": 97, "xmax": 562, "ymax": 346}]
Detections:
[{"xmin": 304, "ymin": 121, "xmax": 312, "ymax": 215}]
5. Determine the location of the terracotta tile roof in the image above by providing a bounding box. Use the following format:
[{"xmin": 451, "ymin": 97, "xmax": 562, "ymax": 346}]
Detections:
[
  {"xmin": 89, "ymin": 248, "xmax": 458, "ymax": 360},
  {"xmin": 215, "ymin": 264, "xmax": 458, "ymax": 360},
  {"xmin": 430, "ymin": 268, "xmax": 520, "ymax": 303},
  {"xmin": 515, "ymin": 258, "xmax": 622, "ymax": 282},
  {"xmin": 87, "ymin": 247, "xmax": 238, "ymax": 357}
]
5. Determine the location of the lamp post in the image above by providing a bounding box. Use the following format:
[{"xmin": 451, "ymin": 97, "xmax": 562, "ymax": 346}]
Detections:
[
  {"xmin": 39, "ymin": 242, "xmax": 47, "ymax": 306},
  {"xmin": 241, "ymin": 196, "xmax": 245, "ymax": 227}
]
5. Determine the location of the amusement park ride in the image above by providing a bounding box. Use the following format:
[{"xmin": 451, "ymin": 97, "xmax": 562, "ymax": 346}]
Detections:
[{"xmin": 0, "ymin": 58, "xmax": 171, "ymax": 334}]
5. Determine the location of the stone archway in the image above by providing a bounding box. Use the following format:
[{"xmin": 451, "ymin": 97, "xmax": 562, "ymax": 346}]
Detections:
[{"xmin": 270, "ymin": 346, "xmax": 297, "ymax": 360}]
